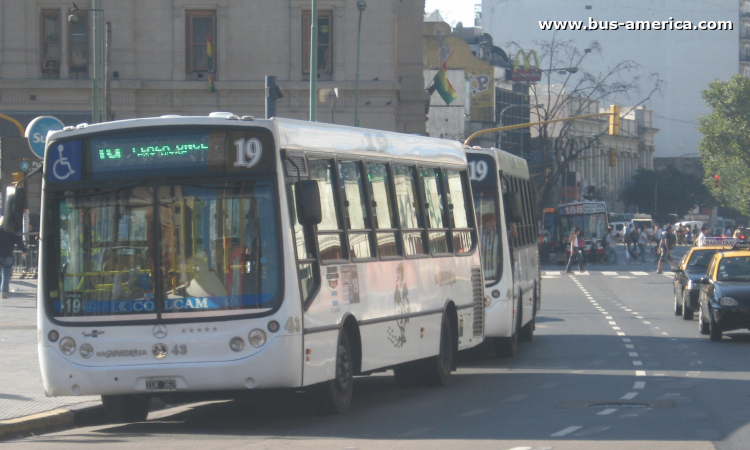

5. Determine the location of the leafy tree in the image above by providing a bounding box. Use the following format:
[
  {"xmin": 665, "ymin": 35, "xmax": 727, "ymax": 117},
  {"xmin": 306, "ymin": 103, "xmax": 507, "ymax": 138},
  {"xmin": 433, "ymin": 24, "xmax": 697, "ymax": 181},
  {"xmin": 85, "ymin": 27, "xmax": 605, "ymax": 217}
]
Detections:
[
  {"xmin": 522, "ymin": 36, "xmax": 664, "ymax": 218},
  {"xmin": 698, "ymin": 75, "xmax": 750, "ymax": 215},
  {"xmin": 624, "ymin": 167, "xmax": 713, "ymax": 217}
]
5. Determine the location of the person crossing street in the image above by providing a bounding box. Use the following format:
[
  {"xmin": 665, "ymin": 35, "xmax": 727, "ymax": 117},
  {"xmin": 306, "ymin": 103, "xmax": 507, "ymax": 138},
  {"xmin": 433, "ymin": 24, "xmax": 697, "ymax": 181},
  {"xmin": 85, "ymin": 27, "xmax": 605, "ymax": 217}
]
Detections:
[
  {"xmin": 656, "ymin": 225, "xmax": 677, "ymax": 274},
  {"xmin": 565, "ymin": 227, "xmax": 586, "ymax": 274}
]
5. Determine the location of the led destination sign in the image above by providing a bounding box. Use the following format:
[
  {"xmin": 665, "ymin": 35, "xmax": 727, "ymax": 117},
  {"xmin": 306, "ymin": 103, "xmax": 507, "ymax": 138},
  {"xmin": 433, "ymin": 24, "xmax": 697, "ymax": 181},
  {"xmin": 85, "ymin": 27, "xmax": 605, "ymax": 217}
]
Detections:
[
  {"xmin": 90, "ymin": 130, "xmax": 212, "ymax": 178},
  {"xmin": 97, "ymin": 143, "xmax": 209, "ymax": 160}
]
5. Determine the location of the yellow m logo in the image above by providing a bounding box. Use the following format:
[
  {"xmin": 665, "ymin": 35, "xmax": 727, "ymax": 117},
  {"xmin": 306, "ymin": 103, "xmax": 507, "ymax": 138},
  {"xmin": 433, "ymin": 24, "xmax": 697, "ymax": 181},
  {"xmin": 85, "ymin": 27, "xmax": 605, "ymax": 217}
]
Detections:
[{"xmin": 513, "ymin": 49, "xmax": 540, "ymax": 72}]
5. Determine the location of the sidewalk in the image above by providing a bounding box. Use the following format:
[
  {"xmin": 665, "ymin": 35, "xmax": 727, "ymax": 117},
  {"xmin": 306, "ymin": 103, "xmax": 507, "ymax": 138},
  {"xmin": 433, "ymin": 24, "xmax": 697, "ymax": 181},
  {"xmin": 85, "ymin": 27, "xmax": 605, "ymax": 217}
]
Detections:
[{"xmin": 0, "ymin": 276, "xmax": 99, "ymax": 422}]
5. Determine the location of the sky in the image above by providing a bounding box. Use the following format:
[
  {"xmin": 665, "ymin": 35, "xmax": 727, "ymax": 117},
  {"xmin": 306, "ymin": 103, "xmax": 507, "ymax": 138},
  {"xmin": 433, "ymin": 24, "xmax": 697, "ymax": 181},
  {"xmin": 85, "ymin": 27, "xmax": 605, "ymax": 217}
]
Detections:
[{"xmin": 424, "ymin": 0, "xmax": 477, "ymax": 26}]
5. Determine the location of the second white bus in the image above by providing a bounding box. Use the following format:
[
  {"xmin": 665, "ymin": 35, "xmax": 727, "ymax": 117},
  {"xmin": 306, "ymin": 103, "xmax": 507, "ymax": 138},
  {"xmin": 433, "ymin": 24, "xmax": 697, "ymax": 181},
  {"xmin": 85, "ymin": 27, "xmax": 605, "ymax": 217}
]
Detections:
[{"xmin": 466, "ymin": 147, "xmax": 540, "ymax": 356}]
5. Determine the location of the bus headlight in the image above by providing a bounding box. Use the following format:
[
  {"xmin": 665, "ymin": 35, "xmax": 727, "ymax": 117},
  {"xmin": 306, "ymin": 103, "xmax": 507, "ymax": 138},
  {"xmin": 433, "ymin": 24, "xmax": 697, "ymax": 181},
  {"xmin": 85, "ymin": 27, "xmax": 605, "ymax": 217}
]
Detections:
[
  {"xmin": 229, "ymin": 337, "xmax": 245, "ymax": 352},
  {"xmin": 79, "ymin": 343, "xmax": 94, "ymax": 358},
  {"xmin": 60, "ymin": 337, "xmax": 76, "ymax": 355},
  {"xmin": 248, "ymin": 329, "xmax": 266, "ymax": 348},
  {"xmin": 720, "ymin": 297, "xmax": 739, "ymax": 306},
  {"xmin": 48, "ymin": 330, "xmax": 59, "ymax": 342}
]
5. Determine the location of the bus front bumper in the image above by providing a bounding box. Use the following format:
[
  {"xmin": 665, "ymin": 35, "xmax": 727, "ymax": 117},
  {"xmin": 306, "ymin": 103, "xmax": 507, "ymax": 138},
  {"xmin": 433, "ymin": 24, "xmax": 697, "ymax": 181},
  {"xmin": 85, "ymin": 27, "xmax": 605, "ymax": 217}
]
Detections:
[{"xmin": 39, "ymin": 334, "xmax": 302, "ymax": 397}]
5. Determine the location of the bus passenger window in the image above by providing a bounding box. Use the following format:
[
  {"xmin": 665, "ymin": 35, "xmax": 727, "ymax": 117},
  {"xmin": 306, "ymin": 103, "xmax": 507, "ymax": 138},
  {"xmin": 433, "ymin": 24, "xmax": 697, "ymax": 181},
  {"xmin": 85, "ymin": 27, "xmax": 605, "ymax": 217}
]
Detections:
[
  {"xmin": 366, "ymin": 163, "xmax": 400, "ymax": 257},
  {"xmin": 394, "ymin": 165, "xmax": 425, "ymax": 256},
  {"xmin": 420, "ymin": 168, "xmax": 449, "ymax": 254},
  {"xmin": 339, "ymin": 161, "xmax": 373, "ymax": 259},
  {"xmin": 309, "ymin": 159, "xmax": 345, "ymax": 261},
  {"xmin": 445, "ymin": 169, "xmax": 473, "ymax": 253}
]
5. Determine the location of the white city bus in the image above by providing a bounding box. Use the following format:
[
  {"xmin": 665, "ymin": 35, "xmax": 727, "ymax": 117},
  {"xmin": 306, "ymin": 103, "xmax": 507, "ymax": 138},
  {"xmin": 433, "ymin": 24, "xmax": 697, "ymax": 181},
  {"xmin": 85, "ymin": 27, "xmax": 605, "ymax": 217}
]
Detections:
[
  {"xmin": 32, "ymin": 114, "xmax": 485, "ymax": 421},
  {"xmin": 466, "ymin": 148, "xmax": 540, "ymax": 357}
]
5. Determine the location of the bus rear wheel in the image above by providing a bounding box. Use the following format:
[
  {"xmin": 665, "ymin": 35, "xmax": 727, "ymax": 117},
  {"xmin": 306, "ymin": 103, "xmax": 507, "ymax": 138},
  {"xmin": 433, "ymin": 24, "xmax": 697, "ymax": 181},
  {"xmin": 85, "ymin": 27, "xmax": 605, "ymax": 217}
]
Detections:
[
  {"xmin": 101, "ymin": 395, "xmax": 150, "ymax": 423},
  {"xmin": 315, "ymin": 331, "xmax": 353, "ymax": 414},
  {"xmin": 421, "ymin": 313, "xmax": 454, "ymax": 387}
]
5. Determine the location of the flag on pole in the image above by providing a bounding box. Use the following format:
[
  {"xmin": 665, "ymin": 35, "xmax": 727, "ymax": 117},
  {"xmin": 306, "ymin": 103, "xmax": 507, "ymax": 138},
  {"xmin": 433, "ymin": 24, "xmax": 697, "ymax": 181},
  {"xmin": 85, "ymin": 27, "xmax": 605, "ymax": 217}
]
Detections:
[
  {"xmin": 433, "ymin": 62, "xmax": 456, "ymax": 105},
  {"xmin": 207, "ymin": 33, "xmax": 216, "ymax": 93}
]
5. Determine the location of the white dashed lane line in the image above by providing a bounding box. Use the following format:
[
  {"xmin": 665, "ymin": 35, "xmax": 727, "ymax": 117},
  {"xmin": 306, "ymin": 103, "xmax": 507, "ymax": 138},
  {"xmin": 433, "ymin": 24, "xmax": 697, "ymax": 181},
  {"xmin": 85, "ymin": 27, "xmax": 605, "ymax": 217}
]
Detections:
[
  {"xmin": 597, "ymin": 408, "xmax": 618, "ymax": 415},
  {"xmin": 633, "ymin": 361, "xmax": 643, "ymax": 366},
  {"xmin": 551, "ymin": 426, "xmax": 583, "ymax": 437},
  {"xmin": 621, "ymin": 392, "xmax": 639, "ymax": 400},
  {"xmin": 634, "ymin": 381, "xmax": 646, "ymax": 389}
]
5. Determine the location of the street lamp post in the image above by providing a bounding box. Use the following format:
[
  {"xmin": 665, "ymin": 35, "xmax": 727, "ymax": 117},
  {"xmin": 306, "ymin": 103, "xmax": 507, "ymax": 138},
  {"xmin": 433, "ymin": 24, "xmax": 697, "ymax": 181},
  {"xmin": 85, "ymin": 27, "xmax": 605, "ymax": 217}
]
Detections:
[
  {"xmin": 499, "ymin": 103, "xmax": 543, "ymax": 157},
  {"xmin": 69, "ymin": 2, "xmax": 104, "ymax": 123},
  {"xmin": 354, "ymin": 0, "xmax": 367, "ymax": 127}
]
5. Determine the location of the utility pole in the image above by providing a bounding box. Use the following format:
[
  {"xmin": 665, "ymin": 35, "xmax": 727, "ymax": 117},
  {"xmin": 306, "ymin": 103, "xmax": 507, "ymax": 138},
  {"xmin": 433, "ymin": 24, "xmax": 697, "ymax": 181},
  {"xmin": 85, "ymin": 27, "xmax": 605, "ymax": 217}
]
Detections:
[
  {"xmin": 266, "ymin": 76, "xmax": 284, "ymax": 119},
  {"xmin": 309, "ymin": 0, "xmax": 319, "ymax": 122},
  {"xmin": 92, "ymin": 0, "xmax": 100, "ymax": 123}
]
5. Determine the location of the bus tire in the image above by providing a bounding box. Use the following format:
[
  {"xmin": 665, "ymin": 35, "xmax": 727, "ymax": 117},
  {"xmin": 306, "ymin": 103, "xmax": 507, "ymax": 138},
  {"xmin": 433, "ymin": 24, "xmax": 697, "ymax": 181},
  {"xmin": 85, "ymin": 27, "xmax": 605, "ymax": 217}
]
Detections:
[
  {"xmin": 315, "ymin": 331, "xmax": 354, "ymax": 414},
  {"xmin": 101, "ymin": 395, "xmax": 150, "ymax": 423},
  {"xmin": 421, "ymin": 313, "xmax": 454, "ymax": 387}
]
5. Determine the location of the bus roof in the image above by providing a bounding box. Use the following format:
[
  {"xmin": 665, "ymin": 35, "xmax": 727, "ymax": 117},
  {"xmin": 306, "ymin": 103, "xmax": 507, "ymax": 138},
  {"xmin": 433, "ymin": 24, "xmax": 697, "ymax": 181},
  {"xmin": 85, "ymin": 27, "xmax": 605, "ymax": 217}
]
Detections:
[
  {"xmin": 464, "ymin": 147, "xmax": 529, "ymax": 178},
  {"xmin": 46, "ymin": 114, "xmax": 467, "ymax": 165}
]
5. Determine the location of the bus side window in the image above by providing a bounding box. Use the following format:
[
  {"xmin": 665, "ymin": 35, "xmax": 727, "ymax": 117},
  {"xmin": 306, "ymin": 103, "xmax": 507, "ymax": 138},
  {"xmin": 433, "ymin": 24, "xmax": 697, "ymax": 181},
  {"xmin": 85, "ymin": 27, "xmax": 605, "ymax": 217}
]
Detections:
[
  {"xmin": 393, "ymin": 164, "xmax": 426, "ymax": 256},
  {"xmin": 338, "ymin": 160, "xmax": 374, "ymax": 260},
  {"xmin": 521, "ymin": 180, "xmax": 533, "ymax": 245},
  {"xmin": 445, "ymin": 169, "xmax": 473, "ymax": 253},
  {"xmin": 420, "ymin": 167, "xmax": 450, "ymax": 255},
  {"xmin": 366, "ymin": 162, "xmax": 401, "ymax": 258},
  {"xmin": 309, "ymin": 159, "xmax": 346, "ymax": 262}
]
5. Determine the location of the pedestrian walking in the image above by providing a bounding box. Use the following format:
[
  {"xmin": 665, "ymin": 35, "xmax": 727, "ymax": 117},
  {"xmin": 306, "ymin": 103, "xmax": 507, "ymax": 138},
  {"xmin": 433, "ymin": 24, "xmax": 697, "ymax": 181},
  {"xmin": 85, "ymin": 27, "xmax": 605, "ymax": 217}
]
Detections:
[
  {"xmin": 656, "ymin": 225, "xmax": 677, "ymax": 274},
  {"xmin": 696, "ymin": 226, "xmax": 708, "ymax": 247},
  {"xmin": 638, "ymin": 226, "xmax": 648, "ymax": 264},
  {"xmin": 0, "ymin": 219, "xmax": 26, "ymax": 299},
  {"xmin": 565, "ymin": 227, "xmax": 586, "ymax": 273},
  {"xmin": 605, "ymin": 227, "xmax": 618, "ymax": 264}
]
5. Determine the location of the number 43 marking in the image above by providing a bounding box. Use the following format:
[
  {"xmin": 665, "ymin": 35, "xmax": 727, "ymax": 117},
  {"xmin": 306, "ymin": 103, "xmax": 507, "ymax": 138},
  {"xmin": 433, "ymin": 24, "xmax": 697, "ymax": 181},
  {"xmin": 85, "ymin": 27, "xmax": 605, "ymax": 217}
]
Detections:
[{"xmin": 285, "ymin": 317, "xmax": 301, "ymax": 333}]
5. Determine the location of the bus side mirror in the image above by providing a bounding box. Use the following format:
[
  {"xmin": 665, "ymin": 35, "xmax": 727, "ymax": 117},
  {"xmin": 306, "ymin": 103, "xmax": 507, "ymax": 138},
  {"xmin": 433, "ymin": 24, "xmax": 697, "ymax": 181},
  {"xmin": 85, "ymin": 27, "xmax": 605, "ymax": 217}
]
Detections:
[
  {"xmin": 3, "ymin": 185, "xmax": 26, "ymax": 233},
  {"xmin": 295, "ymin": 180, "xmax": 322, "ymax": 225},
  {"xmin": 505, "ymin": 191, "xmax": 524, "ymax": 223}
]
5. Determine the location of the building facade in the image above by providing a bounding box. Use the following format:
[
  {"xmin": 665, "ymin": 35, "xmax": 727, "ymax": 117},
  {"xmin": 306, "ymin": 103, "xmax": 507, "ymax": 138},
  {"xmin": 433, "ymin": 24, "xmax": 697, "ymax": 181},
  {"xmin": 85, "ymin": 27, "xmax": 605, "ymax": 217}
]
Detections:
[
  {"xmin": 742, "ymin": 0, "xmax": 750, "ymax": 76},
  {"xmin": 0, "ymin": 0, "xmax": 429, "ymax": 138}
]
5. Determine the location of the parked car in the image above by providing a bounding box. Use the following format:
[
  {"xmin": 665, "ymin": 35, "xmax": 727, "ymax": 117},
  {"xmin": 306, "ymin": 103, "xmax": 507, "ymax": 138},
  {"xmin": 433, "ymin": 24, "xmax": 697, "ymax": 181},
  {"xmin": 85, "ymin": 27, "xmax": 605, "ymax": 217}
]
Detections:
[{"xmin": 673, "ymin": 245, "xmax": 729, "ymax": 320}]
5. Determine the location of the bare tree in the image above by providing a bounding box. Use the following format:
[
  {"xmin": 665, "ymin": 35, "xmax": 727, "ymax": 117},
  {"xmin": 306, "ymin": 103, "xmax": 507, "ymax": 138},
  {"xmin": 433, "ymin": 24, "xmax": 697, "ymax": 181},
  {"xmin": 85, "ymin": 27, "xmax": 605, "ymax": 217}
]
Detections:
[{"xmin": 513, "ymin": 35, "xmax": 664, "ymax": 217}]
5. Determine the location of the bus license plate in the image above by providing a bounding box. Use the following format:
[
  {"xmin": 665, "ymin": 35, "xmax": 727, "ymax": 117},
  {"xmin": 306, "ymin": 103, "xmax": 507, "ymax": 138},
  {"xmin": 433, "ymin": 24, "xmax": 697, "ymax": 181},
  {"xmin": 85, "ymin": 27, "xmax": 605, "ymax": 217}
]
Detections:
[{"xmin": 146, "ymin": 378, "xmax": 177, "ymax": 391}]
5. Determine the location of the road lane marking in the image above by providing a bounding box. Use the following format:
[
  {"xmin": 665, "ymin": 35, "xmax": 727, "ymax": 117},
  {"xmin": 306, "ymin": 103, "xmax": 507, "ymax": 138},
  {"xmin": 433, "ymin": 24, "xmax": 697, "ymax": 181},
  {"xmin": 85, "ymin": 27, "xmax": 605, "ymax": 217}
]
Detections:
[
  {"xmin": 551, "ymin": 426, "xmax": 583, "ymax": 437},
  {"xmin": 546, "ymin": 271, "xmax": 561, "ymax": 275},
  {"xmin": 617, "ymin": 332, "xmax": 626, "ymax": 336},
  {"xmin": 662, "ymin": 332, "xmax": 669, "ymax": 335},
  {"xmin": 629, "ymin": 352, "xmax": 639, "ymax": 357},
  {"xmin": 631, "ymin": 271, "xmax": 649, "ymax": 275},
  {"xmin": 606, "ymin": 316, "xmax": 613, "ymax": 319},
  {"xmin": 625, "ymin": 309, "xmax": 632, "ymax": 311},
  {"xmin": 634, "ymin": 381, "xmax": 646, "ymax": 389},
  {"xmin": 643, "ymin": 321, "xmax": 651, "ymax": 324},
  {"xmin": 621, "ymin": 392, "xmax": 639, "ymax": 400},
  {"xmin": 623, "ymin": 338, "xmax": 632, "ymax": 342},
  {"xmin": 597, "ymin": 408, "xmax": 618, "ymax": 415},
  {"xmin": 608, "ymin": 321, "xmax": 617, "ymax": 325},
  {"xmin": 633, "ymin": 361, "xmax": 643, "ymax": 366},
  {"xmin": 612, "ymin": 327, "xmax": 621, "ymax": 330},
  {"xmin": 626, "ymin": 344, "xmax": 635, "ymax": 349},
  {"xmin": 636, "ymin": 370, "xmax": 646, "ymax": 376},
  {"xmin": 636, "ymin": 316, "xmax": 644, "ymax": 319},
  {"xmin": 602, "ymin": 271, "xmax": 618, "ymax": 275},
  {"xmin": 686, "ymin": 371, "xmax": 700, "ymax": 377},
  {"xmin": 456, "ymin": 408, "xmax": 490, "ymax": 417},
  {"xmin": 541, "ymin": 276, "xmax": 558, "ymax": 279},
  {"xmin": 631, "ymin": 312, "xmax": 639, "ymax": 314}
]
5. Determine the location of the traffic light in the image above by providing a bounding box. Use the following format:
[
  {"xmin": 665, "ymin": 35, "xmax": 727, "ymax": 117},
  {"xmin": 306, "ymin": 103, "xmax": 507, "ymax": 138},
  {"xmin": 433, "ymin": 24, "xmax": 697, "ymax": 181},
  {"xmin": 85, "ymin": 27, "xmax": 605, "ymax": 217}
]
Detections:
[
  {"xmin": 609, "ymin": 105, "xmax": 621, "ymax": 135},
  {"xmin": 714, "ymin": 174, "xmax": 721, "ymax": 189},
  {"xmin": 608, "ymin": 149, "xmax": 617, "ymax": 167}
]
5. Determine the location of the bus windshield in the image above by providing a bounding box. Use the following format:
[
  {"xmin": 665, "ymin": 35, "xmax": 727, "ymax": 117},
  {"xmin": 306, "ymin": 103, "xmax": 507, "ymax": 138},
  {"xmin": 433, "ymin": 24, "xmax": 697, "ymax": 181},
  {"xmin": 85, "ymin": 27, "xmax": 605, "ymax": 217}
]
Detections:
[
  {"xmin": 560, "ymin": 213, "xmax": 607, "ymax": 243},
  {"xmin": 52, "ymin": 181, "xmax": 280, "ymax": 320},
  {"xmin": 474, "ymin": 190, "xmax": 502, "ymax": 283}
]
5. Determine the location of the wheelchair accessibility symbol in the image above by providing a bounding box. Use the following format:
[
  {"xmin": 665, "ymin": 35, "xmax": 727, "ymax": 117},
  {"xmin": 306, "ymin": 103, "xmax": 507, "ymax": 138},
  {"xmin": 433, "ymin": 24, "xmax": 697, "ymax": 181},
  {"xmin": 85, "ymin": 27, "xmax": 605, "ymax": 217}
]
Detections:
[{"xmin": 52, "ymin": 144, "xmax": 76, "ymax": 180}]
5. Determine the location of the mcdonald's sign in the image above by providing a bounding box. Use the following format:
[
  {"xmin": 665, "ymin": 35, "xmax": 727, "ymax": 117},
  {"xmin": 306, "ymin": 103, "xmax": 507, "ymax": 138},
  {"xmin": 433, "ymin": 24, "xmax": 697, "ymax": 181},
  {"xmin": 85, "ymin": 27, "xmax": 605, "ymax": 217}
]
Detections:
[{"xmin": 511, "ymin": 49, "xmax": 541, "ymax": 82}]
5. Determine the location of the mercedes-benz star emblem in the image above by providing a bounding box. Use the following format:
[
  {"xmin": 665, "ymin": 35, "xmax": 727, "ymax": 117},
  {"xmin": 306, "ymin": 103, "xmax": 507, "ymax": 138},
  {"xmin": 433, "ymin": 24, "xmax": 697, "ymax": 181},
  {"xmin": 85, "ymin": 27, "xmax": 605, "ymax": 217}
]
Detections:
[
  {"xmin": 152, "ymin": 343, "xmax": 168, "ymax": 359},
  {"xmin": 153, "ymin": 324, "xmax": 168, "ymax": 339}
]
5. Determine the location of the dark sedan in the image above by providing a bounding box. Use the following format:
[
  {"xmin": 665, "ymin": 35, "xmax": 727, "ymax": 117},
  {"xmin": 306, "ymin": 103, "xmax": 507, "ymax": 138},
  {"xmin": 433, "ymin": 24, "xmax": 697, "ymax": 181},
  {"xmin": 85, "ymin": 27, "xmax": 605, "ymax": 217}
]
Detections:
[
  {"xmin": 672, "ymin": 246, "xmax": 723, "ymax": 320},
  {"xmin": 698, "ymin": 252, "xmax": 750, "ymax": 341}
]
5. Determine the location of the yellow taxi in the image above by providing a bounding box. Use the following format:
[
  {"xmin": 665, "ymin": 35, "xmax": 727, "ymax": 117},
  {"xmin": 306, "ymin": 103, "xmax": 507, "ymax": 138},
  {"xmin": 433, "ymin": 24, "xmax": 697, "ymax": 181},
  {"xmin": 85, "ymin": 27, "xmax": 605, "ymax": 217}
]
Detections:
[
  {"xmin": 672, "ymin": 244, "xmax": 735, "ymax": 320},
  {"xmin": 697, "ymin": 249, "xmax": 750, "ymax": 341}
]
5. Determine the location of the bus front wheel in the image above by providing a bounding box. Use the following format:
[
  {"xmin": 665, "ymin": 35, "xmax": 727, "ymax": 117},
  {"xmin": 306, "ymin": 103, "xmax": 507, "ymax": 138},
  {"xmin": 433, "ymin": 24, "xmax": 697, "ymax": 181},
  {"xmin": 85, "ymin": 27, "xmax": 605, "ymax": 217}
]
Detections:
[
  {"xmin": 101, "ymin": 395, "xmax": 150, "ymax": 423},
  {"xmin": 315, "ymin": 331, "xmax": 354, "ymax": 414}
]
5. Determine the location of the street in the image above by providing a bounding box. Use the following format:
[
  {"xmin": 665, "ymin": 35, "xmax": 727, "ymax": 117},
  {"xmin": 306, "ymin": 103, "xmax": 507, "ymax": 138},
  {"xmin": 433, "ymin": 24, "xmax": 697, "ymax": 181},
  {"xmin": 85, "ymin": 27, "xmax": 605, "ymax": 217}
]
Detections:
[{"xmin": 3, "ymin": 246, "xmax": 750, "ymax": 450}]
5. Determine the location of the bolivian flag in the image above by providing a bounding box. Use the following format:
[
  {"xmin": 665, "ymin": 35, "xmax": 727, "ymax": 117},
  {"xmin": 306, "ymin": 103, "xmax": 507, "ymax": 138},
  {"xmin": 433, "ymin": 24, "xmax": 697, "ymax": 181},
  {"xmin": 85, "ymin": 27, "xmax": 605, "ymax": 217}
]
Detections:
[
  {"xmin": 433, "ymin": 63, "xmax": 456, "ymax": 105},
  {"xmin": 207, "ymin": 33, "xmax": 216, "ymax": 93}
]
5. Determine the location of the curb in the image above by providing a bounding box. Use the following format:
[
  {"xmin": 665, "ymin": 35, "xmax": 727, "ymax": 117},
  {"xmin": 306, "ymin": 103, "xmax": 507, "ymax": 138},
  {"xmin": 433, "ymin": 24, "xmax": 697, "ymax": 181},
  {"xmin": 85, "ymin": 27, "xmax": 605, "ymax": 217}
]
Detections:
[
  {"xmin": 0, "ymin": 398, "xmax": 167, "ymax": 441},
  {"xmin": 0, "ymin": 402, "xmax": 103, "ymax": 441}
]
